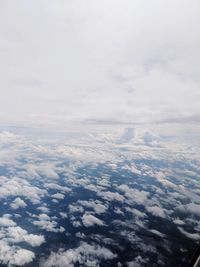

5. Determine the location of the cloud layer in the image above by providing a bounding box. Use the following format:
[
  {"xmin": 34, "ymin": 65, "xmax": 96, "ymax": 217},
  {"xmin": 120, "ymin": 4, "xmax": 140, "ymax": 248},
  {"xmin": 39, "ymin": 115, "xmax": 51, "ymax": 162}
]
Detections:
[
  {"xmin": 0, "ymin": 0, "xmax": 199, "ymax": 130},
  {"xmin": 0, "ymin": 129, "xmax": 200, "ymax": 266}
]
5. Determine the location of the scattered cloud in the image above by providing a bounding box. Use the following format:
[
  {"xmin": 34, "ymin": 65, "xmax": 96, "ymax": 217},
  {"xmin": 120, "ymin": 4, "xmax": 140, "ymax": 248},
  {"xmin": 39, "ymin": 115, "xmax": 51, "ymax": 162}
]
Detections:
[
  {"xmin": 178, "ymin": 227, "xmax": 200, "ymax": 241},
  {"xmin": 41, "ymin": 242, "xmax": 116, "ymax": 267},
  {"xmin": 82, "ymin": 214, "xmax": 105, "ymax": 227},
  {"xmin": 0, "ymin": 241, "xmax": 35, "ymax": 266},
  {"xmin": 10, "ymin": 197, "xmax": 27, "ymax": 209}
]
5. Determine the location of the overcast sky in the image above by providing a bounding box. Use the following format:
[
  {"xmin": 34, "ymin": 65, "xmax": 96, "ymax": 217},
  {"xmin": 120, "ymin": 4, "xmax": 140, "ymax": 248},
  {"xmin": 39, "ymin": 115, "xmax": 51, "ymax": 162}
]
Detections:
[{"xmin": 0, "ymin": 0, "xmax": 200, "ymax": 132}]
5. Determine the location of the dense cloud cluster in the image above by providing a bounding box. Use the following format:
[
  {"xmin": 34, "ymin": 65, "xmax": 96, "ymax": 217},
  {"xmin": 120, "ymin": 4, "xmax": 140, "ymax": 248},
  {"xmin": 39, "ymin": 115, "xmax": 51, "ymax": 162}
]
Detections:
[
  {"xmin": 41, "ymin": 242, "xmax": 116, "ymax": 267},
  {"xmin": 0, "ymin": 215, "xmax": 44, "ymax": 266},
  {"xmin": 0, "ymin": 129, "xmax": 200, "ymax": 266}
]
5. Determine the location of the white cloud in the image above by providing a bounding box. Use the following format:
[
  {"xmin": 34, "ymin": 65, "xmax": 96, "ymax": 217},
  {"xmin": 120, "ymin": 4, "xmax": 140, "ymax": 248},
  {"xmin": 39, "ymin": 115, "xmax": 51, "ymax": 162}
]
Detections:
[
  {"xmin": 6, "ymin": 226, "xmax": 45, "ymax": 247},
  {"xmin": 51, "ymin": 193, "xmax": 65, "ymax": 200},
  {"xmin": 72, "ymin": 220, "xmax": 81, "ymax": 228},
  {"xmin": 117, "ymin": 127, "xmax": 135, "ymax": 143},
  {"xmin": 118, "ymin": 184, "xmax": 149, "ymax": 204},
  {"xmin": 173, "ymin": 219, "xmax": 185, "ymax": 226},
  {"xmin": 0, "ymin": 0, "xmax": 199, "ymax": 134},
  {"xmin": 125, "ymin": 207, "xmax": 146, "ymax": 219},
  {"xmin": 127, "ymin": 256, "xmax": 148, "ymax": 267},
  {"xmin": 0, "ymin": 116, "xmax": 199, "ymax": 267},
  {"xmin": 0, "ymin": 131, "xmax": 18, "ymax": 142},
  {"xmin": 97, "ymin": 190, "xmax": 125, "ymax": 202},
  {"xmin": 178, "ymin": 202, "xmax": 200, "ymax": 216},
  {"xmin": 0, "ymin": 176, "xmax": 46, "ymax": 204},
  {"xmin": 146, "ymin": 205, "xmax": 166, "ymax": 219},
  {"xmin": 10, "ymin": 197, "xmax": 27, "ymax": 209},
  {"xmin": 37, "ymin": 214, "xmax": 51, "ymax": 221},
  {"xmin": 123, "ymin": 163, "xmax": 141, "ymax": 175},
  {"xmin": 149, "ymin": 229, "xmax": 165, "ymax": 238},
  {"xmin": 44, "ymin": 183, "xmax": 71, "ymax": 192},
  {"xmin": 33, "ymin": 218, "xmax": 64, "ymax": 233},
  {"xmin": 37, "ymin": 206, "xmax": 50, "ymax": 213},
  {"xmin": 77, "ymin": 200, "xmax": 108, "ymax": 214},
  {"xmin": 0, "ymin": 240, "xmax": 35, "ymax": 266},
  {"xmin": 37, "ymin": 163, "xmax": 59, "ymax": 180},
  {"xmin": 10, "ymin": 248, "xmax": 35, "ymax": 266},
  {"xmin": 82, "ymin": 214, "xmax": 105, "ymax": 227},
  {"xmin": 153, "ymin": 171, "xmax": 177, "ymax": 189},
  {"xmin": 0, "ymin": 216, "xmax": 16, "ymax": 227},
  {"xmin": 0, "ymin": 217, "xmax": 44, "ymax": 266},
  {"xmin": 41, "ymin": 242, "xmax": 116, "ymax": 267},
  {"xmin": 68, "ymin": 204, "xmax": 84, "ymax": 214},
  {"xmin": 178, "ymin": 227, "xmax": 200, "ymax": 241},
  {"xmin": 59, "ymin": 212, "xmax": 68, "ymax": 219}
]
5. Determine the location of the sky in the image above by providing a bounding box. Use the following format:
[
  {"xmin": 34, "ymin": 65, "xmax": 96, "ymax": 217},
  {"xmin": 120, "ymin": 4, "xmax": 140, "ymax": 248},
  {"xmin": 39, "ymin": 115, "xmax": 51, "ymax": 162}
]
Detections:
[{"xmin": 0, "ymin": 0, "xmax": 200, "ymax": 135}]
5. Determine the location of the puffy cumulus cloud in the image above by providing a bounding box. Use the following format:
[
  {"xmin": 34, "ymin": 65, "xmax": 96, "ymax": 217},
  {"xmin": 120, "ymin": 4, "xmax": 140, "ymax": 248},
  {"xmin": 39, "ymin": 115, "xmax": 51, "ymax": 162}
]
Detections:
[
  {"xmin": 21, "ymin": 163, "xmax": 60, "ymax": 180},
  {"xmin": 117, "ymin": 127, "xmax": 135, "ymax": 144},
  {"xmin": 82, "ymin": 214, "xmax": 105, "ymax": 227},
  {"xmin": 41, "ymin": 242, "xmax": 116, "ymax": 267},
  {"xmin": 37, "ymin": 206, "xmax": 50, "ymax": 213},
  {"xmin": 122, "ymin": 164, "xmax": 141, "ymax": 176},
  {"xmin": 89, "ymin": 234, "xmax": 115, "ymax": 247},
  {"xmin": 0, "ymin": 217, "xmax": 44, "ymax": 266},
  {"xmin": 139, "ymin": 131, "xmax": 162, "ymax": 147},
  {"xmin": 125, "ymin": 207, "xmax": 146, "ymax": 219},
  {"xmin": 77, "ymin": 200, "xmax": 108, "ymax": 214},
  {"xmin": 90, "ymin": 127, "xmax": 165, "ymax": 149},
  {"xmin": 97, "ymin": 190, "xmax": 125, "ymax": 202},
  {"xmin": 37, "ymin": 214, "xmax": 51, "ymax": 221},
  {"xmin": 117, "ymin": 128, "xmax": 163, "ymax": 147},
  {"xmin": 26, "ymin": 163, "xmax": 60, "ymax": 180},
  {"xmin": 33, "ymin": 215, "xmax": 65, "ymax": 233},
  {"xmin": 96, "ymin": 177, "xmax": 111, "ymax": 188},
  {"xmin": 38, "ymin": 164, "xmax": 59, "ymax": 180},
  {"xmin": 146, "ymin": 205, "xmax": 167, "ymax": 219},
  {"xmin": 59, "ymin": 212, "xmax": 68, "ymax": 219},
  {"xmin": 75, "ymin": 232, "xmax": 86, "ymax": 239},
  {"xmin": 0, "ymin": 240, "xmax": 35, "ymax": 266},
  {"xmin": 152, "ymin": 171, "xmax": 178, "ymax": 189},
  {"xmin": 10, "ymin": 197, "xmax": 27, "ymax": 209},
  {"xmin": 68, "ymin": 204, "xmax": 84, "ymax": 214},
  {"xmin": 126, "ymin": 256, "xmax": 149, "ymax": 267},
  {"xmin": 71, "ymin": 220, "xmax": 82, "ymax": 228},
  {"xmin": 0, "ymin": 216, "xmax": 45, "ymax": 246},
  {"xmin": 51, "ymin": 193, "xmax": 65, "ymax": 200},
  {"xmin": 44, "ymin": 183, "xmax": 71, "ymax": 193},
  {"xmin": 52, "ymin": 199, "xmax": 59, "ymax": 204},
  {"xmin": 9, "ymin": 248, "xmax": 35, "ymax": 266},
  {"xmin": 178, "ymin": 202, "xmax": 200, "ymax": 216},
  {"xmin": 0, "ymin": 176, "xmax": 46, "ymax": 204},
  {"xmin": 5, "ymin": 226, "xmax": 45, "ymax": 247},
  {"xmin": 117, "ymin": 184, "xmax": 149, "ymax": 204},
  {"xmin": 0, "ymin": 216, "xmax": 16, "ymax": 227}
]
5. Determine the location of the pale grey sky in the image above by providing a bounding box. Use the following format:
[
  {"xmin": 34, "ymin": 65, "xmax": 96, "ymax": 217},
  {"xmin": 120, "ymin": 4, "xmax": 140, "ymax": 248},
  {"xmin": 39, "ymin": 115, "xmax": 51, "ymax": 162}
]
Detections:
[{"xmin": 0, "ymin": 0, "xmax": 200, "ymax": 132}]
